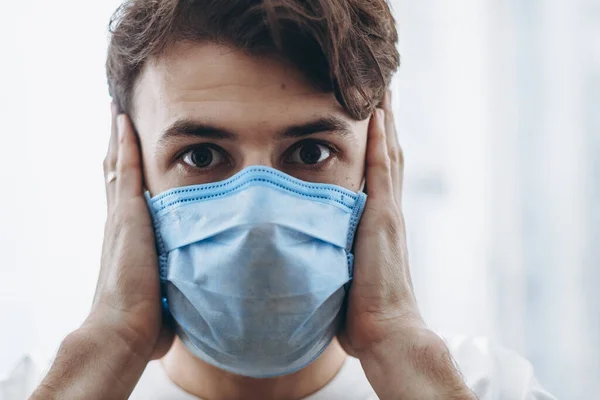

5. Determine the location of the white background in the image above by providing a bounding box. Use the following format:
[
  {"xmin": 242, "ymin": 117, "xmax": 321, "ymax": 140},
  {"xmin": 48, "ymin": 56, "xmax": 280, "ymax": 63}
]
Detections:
[{"xmin": 0, "ymin": 0, "xmax": 598, "ymax": 399}]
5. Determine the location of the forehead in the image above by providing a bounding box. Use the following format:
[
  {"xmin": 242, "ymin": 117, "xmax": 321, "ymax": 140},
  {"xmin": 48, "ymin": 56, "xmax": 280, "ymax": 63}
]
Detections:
[{"xmin": 132, "ymin": 42, "xmax": 348, "ymax": 140}]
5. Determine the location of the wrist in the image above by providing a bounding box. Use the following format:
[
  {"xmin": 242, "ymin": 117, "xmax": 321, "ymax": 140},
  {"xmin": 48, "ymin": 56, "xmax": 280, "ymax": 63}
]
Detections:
[
  {"xmin": 32, "ymin": 327, "xmax": 149, "ymax": 400},
  {"xmin": 362, "ymin": 325, "xmax": 440, "ymax": 362},
  {"xmin": 84, "ymin": 304, "xmax": 157, "ymax": 361},
  {"xmin": 360, "ymin": 328, "xmax": 476, "ymax": 400}
]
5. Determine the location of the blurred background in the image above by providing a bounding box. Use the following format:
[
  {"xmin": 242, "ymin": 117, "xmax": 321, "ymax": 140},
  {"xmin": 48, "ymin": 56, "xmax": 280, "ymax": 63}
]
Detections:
[{"xmin": 0, "ymin": 0, "xmax": 598, "ymax": 398}]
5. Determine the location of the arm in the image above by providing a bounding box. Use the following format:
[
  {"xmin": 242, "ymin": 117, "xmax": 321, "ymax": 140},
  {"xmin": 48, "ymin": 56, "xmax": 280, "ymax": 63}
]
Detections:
[
  {"xmin": 31, "ymin": 107, "xmax": 172, "ymax": 399},
  {"xmin": 359, "ymin": 329, "xmax": 476, "ymax": 400},
  {"xmin": 339, "ymin": 91, "xmax": 476, "ymax": 400},
  {"xmin": 31, "ymin": 328, "xmax": 147, "ymax": 400}
]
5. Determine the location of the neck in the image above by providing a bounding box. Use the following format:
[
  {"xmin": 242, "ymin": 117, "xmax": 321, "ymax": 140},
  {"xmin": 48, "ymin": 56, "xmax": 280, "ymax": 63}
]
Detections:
[{"xmin": 161, "ymin": 338, "xmax": 347, "ymax": 400}]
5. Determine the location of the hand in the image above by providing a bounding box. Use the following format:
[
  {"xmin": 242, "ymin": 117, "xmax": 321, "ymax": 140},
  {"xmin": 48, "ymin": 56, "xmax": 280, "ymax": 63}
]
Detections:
[
  {"xmin": 31, "ymin": 106, "xmax": 173, "ymax": 400},
  {"xmin": 338, "ymin": 90, "xmax": 421, "ymax": 356},
  {"xmin": 338, "ymin": 92, "xmax": 475, "ymax": 399},
  {"xmin": 86, "ymin": 104, "xmax": 173, "ymax": 360}
]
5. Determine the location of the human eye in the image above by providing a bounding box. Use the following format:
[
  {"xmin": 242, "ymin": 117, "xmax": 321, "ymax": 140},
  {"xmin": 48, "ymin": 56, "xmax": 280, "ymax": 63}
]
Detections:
[
  {"xmin": 180, "ymin": 144, "xmax": 228, "ymax": 171},
  {"xmin": 284, "ymin": 140, "xmax": 336, "ymax": 167}
]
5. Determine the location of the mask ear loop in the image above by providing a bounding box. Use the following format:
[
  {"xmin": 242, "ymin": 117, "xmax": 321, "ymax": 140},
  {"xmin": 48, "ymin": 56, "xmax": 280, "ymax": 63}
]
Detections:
[{"xmin": 345, "ymin": 177, "xmax": 367, "ymax": 295}]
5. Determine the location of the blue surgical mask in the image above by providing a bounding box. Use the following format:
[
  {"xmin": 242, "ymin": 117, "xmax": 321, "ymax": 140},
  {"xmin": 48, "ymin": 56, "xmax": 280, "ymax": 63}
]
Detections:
[{"xmin": 146, "ymin": 166, "xmax": 366, "ymax": 378}]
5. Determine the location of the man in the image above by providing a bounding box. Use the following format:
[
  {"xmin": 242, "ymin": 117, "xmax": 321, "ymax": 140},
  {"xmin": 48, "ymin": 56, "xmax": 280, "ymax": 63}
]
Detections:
[{"xmin": 29, "ymin": 1, "xmax": 556, "ymax": 399}]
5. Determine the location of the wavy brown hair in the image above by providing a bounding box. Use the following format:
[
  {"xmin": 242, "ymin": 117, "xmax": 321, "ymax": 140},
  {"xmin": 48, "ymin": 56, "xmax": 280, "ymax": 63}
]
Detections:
[{"xmin": 106, "ymin": 0, "xmax": 399, "ymax": 120}]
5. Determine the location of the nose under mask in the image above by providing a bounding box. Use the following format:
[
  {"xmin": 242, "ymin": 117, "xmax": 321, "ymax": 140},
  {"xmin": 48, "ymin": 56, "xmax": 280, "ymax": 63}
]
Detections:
[{"xmin": 146, "ymin": 166, "xmax": 367, "ymax": 378}]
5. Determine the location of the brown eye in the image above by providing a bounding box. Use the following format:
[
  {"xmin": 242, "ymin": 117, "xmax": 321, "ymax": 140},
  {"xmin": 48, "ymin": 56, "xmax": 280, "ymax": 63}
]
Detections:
[
  {"xmin": 182, "ymin": 145, "xmax": 224, "ymax": 169},
  {"xmin": 288, "ymin": 142, "xmax": 331, "ymax": 165}
]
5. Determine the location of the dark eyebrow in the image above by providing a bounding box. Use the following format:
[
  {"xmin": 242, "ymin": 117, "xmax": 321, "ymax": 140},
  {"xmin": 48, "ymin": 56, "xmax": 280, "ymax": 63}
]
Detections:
[
  {"xmin": 157, "ymin": 115, "xmax": 354, "ymax": 151},
  {"xmin": 158, "ymin": 119, "xmax": 236, "ymax": 150},
  {"xmin": 281, "ymin": 116, "xmax": 353, "ymax": 139}
]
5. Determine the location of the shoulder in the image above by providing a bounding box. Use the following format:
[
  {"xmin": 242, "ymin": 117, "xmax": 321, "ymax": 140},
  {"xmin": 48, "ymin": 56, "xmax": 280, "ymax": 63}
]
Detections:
[{"xmin": 440, "ymin": 334, "xmax": 557, "ymax": 400}]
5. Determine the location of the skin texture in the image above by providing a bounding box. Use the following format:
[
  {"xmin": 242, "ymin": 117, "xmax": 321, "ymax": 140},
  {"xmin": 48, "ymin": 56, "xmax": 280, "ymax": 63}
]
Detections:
[
  {"xmin": 134, "ymin": 42, "xmax": 368, "ymax": 195},
  {"xmin": 31, "ymin": 43, "xmax": 476, "ymax": 400},
  {"xmin": 134, "ymin": 42, "xmax": 367, "ymax": 399}
]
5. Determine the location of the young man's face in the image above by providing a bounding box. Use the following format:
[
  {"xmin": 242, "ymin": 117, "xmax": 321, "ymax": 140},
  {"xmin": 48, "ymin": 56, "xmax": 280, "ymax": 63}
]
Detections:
[{"xmin": 132, "ymin": 42, "xmax": 369, "ymax": 195}]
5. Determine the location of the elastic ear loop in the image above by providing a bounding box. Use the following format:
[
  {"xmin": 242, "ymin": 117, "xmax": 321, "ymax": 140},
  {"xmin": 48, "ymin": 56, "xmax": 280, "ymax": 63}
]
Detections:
[{"xmin": 345, "ymin": 176, "xmax": 367, "ymax": 292}]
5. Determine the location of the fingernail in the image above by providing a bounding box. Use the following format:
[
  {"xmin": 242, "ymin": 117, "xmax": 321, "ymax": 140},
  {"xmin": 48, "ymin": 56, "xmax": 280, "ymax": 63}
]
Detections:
[{"xmin": 117, "ymin": 115, "xmax": 125, "ymax": 139}]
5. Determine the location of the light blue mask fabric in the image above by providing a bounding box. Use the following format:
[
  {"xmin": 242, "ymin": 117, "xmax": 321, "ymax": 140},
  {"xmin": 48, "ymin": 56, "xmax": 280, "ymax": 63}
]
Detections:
[{"xmin": 145, "ymin": 166, "xmax": 367, "ymax": 378}]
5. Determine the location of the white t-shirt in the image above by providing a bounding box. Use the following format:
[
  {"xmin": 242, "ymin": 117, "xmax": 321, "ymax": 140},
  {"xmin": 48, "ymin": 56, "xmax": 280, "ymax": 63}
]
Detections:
[{"xmin": 1, "ymin": 336, "xmax": 557, "ymax": 400}]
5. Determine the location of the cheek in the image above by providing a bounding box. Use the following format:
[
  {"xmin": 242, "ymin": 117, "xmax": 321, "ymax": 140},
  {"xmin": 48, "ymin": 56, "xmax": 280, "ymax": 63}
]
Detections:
[
  {"xmin": 138, "ymin": 136, "xmax": 172, "ymax": 196},
  {"xmin": 132, "ymin": 111, "xmax": 167, "ymax": 196},
  {"xmin": 334, "ymin": 127, "xmax": 368, "ymax": 192},
  {"xmin": 139, "ymin": 144, "xmax": 160, "ymax": 195},
  {"xmin": 338, "ymin": 149, "xmax": 366, "ymax": 192}
]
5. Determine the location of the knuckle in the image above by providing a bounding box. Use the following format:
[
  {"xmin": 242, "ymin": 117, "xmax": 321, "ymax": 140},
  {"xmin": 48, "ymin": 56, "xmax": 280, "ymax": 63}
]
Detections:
[
  {"xmin": 367, "ymin": 153, "xmax": 391, "ymax": 170},
  {"xmin": 387, "ymin": 144, "xmax": 404, "ymax": 166},
  {"xmin": 397, "ymin": 147, "xmax": 405, "ymax": 165},
  {"xmin": 116, "ymin": 159, "xmax": 128, "ymax": 174},
  {"xmin": 119, "ymin": 133, "xmax": 131, "ymax": 145},
  {"xmin": 387, "ymin": 142, "xmax": 402, "ymax": 159},
  {"xmin": 117, "ymin": 153, "xmax": 140, "ymax": 174},
  {"xmin": 388, "ymin": 151, "xmax": 400, "ymax": 165},
  {"xmin": 117, "ymin": 160, "xmax": 135, "ymax": 176},
  {"xmin": 374, "ymin": 126, "xmax": 387, "ymax": 141},
  {"xmin": 103, "ymin": 157, "xmax": 115, "ymax": 173}
]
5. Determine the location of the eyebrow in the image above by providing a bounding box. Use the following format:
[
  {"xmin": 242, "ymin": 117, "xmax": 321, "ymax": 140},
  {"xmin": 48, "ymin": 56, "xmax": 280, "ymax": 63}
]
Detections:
[
  {"xmin": 157, "ymin": 115, "xmax": 354, "ymax": 150},
  {"xmin": 281, "ymin": 116, "xmax": 353, "ymax": 139}
]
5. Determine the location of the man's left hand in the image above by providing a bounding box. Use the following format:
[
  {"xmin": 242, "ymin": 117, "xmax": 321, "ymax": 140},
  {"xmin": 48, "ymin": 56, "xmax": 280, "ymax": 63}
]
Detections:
[{"xmin": 338, "ymin": 91, "xmax": 477, "ymax": 400}]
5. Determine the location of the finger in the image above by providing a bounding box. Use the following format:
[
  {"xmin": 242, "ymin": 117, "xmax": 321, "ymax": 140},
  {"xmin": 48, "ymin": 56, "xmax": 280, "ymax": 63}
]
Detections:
[
  {"xmin": 365, "ymin": 109, "xmax": 393, "ymax": 202},
  {"xmin": 382, "ymin": 90, "xmax": 404, "ymax": 207},
  {"xmin": 104, "ymin": 103, "xmax": 119, "ymax": 205},
  {"xmin": 116, "ymin": 114, "xmax": 144, "ymax": 199},
  {"xmin": 107, "ymin": 103, "xmax": 119, "ymax": 165}
]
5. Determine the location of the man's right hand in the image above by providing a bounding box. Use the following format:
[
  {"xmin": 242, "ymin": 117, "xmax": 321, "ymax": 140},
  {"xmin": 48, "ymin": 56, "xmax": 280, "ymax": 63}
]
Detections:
[
  {"xmin": 30, "ymin": 105, "xmax": 171, "ymax": 400},
  {"xmin": 88, "ymin": 103, "xmax": 172, "ymax": 361}
]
